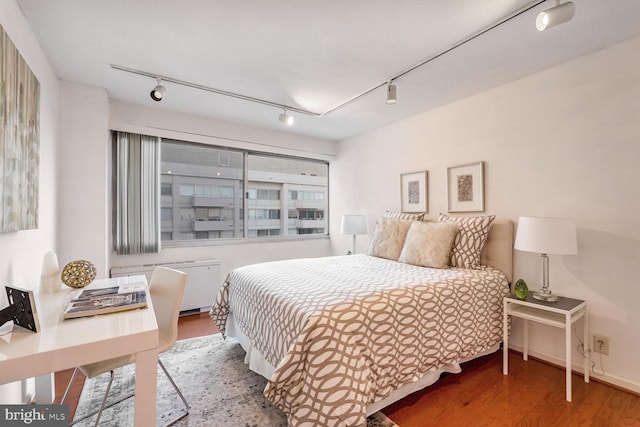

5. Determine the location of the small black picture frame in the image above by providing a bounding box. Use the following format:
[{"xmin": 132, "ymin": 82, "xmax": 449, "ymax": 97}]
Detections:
[{"xmin": 1, "ymin": 285, "xmax": 40, "ymax": 333}]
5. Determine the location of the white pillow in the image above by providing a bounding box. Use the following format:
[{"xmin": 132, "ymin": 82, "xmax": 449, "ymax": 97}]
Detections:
[
  {"xmin": 366, "ymin": 218, "xmax": 412, "ymax": 261},
  {"xmin": 398, "ymin": 221, "xmax": 459, "ymax": 269}
]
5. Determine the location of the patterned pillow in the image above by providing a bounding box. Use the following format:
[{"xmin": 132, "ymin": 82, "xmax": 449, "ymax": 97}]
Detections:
[
  {"xmin": 384, "ymin": 210, "xmax": 425, "ymax": 221},
  {"xmin": 366, "ymin": 218, "xmax": 412, "ymax": 261},
  {"xmin": 398, "ymin": 221, "xmax": 459, "ymax": 269},
  {"xmin": 437, "ymin": 213, "xmax": 496, "ymax": 269}
]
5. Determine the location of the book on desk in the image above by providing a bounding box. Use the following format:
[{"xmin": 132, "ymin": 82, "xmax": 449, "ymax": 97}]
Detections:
[{"xmin": 64, "ymin": 283, "xmax": 148, "ymax": 319}]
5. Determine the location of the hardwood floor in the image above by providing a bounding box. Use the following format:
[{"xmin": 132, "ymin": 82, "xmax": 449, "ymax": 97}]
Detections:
[
  {"xmin": 383, "ymin": 351, "xmax": 640, "ymax": 426},
  {"xmin": 55, "ymin": 313, "xmax": 640, "ymax": 426}
]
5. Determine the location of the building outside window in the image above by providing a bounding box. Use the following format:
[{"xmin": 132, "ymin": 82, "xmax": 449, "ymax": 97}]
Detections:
[{"xmin": 159, "ymin": 140, "xmax": 328, "ymax": 243}]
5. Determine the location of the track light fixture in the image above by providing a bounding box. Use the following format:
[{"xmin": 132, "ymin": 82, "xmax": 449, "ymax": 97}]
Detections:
[
  {"xmin": 536, "ymin": 2, "xmax": 575, "ymax": 31},
  {"xmin": 386, "ymin": 81, "xmax": 397, "ymax": 105},
  {"xmin": 279, "ymin": 108, "xmax": 294, "ymax": 126},
  {"xmin": 150, "ymin": 79, "xmax": 166, "ymax": 102}
]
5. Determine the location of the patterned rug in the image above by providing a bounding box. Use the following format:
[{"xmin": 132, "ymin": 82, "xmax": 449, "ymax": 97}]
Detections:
[{"xmin": 74, "ymin": 334, "xmax": 398, "ymax": 426}]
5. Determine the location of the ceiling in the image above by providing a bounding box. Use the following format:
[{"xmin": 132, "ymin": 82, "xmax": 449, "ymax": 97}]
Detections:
[{"xmin": 16, "ymin": 0, "xmax": 640, "ymax": 141}]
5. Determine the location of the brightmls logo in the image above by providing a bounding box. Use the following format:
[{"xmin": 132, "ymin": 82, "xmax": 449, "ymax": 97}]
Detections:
[
  {"xmin": 4, "ymin": 407, "xmax": 45, "ymax": 423},
  {"xmin": 1, "ymin": 405, "xmax": 67, "ymax": 426}
]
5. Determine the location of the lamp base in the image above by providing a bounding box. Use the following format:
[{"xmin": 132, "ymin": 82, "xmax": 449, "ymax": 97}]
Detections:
[{"xmin": 532, "ymin": 290, "xmax": 560, "ymax": 302}]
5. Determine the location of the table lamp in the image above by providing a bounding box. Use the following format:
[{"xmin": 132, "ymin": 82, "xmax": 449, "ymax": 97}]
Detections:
[
  {"xmin": 514, "ymin": 216, "xmax": 577, "ymax": 302},
  {"xmin": 340, "ymin": 214, "xmax": 368, "ymax": 255}
]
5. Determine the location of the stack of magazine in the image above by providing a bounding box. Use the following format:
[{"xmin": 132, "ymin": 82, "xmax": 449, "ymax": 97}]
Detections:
[{"xmin": 64, "ymin": 283, "xmax": 148, "ymax": 319}]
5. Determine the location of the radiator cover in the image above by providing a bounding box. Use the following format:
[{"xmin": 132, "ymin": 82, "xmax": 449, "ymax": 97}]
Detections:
[{"xmin": 110, "ymin": 259, "xmax": 221, "ymax": 312}]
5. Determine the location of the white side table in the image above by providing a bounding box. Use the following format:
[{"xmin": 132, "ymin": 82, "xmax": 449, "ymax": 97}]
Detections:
[{"xmin": 503, "ymin": 294, "xmax": 589, "ymax": 402}]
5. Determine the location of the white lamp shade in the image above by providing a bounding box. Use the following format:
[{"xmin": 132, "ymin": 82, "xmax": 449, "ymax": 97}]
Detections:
[
  {"xmin": 340, "ymin": 215, "xmax": 368, "ymax": 235},
  {"xmin": 514, "ymin": 216, "xmax": 577, "ymax": 255}
]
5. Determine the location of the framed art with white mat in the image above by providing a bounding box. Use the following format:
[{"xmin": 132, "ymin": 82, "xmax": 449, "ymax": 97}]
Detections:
[
  {"xmin": 447, "ymin": 161, "xmax": 485, "ymax": 212},
  {"xmin": 400, "ymin": 171, "xmax": 428, "ymax": 213}
]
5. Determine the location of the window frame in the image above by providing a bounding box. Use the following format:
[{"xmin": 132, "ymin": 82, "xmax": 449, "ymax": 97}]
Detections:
[{"xmin": 157, "ymin": 141, "xmax": 330, "ymax": 248}]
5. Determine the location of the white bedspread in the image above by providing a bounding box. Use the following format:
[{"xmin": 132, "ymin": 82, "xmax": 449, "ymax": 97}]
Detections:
[{"xmin": 211, "ymin": 254, "xmax": 508, "ymax": 426}]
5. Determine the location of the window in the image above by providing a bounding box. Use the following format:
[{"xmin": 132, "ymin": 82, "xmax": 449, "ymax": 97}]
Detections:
[
  {"xmin": 161, "ymin": 141, "xmax": 244, "ymax": 242},
  {"xmin": 298, "ymin": 209, "xmax": 324, "ymax": 220},
  {"xmin": 161, "ymin": 208, "xmax": 172, "ymax": 221},
  {"xmin": 248, "ymin": 154, "xmax": 328, "ymax": 237},
  {"xmin": 248, "ymin": 209, "xmax": 281, "ymax": 220},
  {"xmin": 150, "ymin": 139, "xmax": 328, "ymax": 245},
  {"xmin": 161, "ymin": 183, "xmax": 172, "ymax": 196}
]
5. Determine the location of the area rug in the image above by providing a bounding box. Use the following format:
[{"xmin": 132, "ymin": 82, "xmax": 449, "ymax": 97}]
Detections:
[{"xmin": 74, "ymin": 334, "xmax": 398, "ymax": 426}]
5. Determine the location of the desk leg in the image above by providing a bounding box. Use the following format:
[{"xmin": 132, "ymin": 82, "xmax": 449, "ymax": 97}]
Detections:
[
  {"xmin": 134, "ymin": 349, "xmax": 157, "ymax": 426},
  {"xmin": 566, "ymin": 313, "xmax": 572, "ymax": 402},
  {"xmin": 503, "ymin": 300, "xmax": 508, "ymax": 375},
  {"xmin": 35, "ymin": 374, "xmax": 54, "ymax": 404},
  {"xmin": 584, "ymin": 308, "xmax": 590, "ymax": 384}
]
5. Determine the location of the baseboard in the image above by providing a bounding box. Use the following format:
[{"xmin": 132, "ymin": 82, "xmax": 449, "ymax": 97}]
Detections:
[
  {"xmin": 508, "ymin": 343, "xmax": 640, "ymax": 395},
  {"xmin": 179, "ymin": 306, "xmax": 211, "ymax": 317}
]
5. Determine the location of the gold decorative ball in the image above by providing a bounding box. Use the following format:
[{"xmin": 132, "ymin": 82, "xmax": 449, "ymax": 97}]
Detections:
[{"xmin": 61, "ymin": 260, "xmax": 97, "ymax": 288}]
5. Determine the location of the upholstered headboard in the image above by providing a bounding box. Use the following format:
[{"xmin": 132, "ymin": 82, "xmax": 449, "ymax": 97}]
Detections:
[{"xmin": 480, "ymin": 219, "xmax": 514, "ymax": 284}]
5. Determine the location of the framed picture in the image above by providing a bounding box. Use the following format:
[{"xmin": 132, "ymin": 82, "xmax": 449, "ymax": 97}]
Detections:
[
  {"xmin": 400, "ymin": 171, "xmax": 428, "ymax": 213},
  {"xmin": 0, "ymin": 24, "xmax": 40, "ymax": 233},
  {"xmin": 447, "ymin": 161, "xmax": 485, "ymax": 212}
]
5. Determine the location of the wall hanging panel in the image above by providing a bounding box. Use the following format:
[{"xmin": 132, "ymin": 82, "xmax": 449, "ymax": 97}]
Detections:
[{"xmin": 0, "ymin": 23, "xmax": 40, "ymax": 232}]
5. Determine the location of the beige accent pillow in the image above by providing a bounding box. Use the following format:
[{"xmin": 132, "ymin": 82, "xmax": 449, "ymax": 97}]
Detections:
[
  {"xmin": 437, "ymin": 213, "xmax": 495, "ymax": 269},
  {"xmin": 384, "ymin": 210, "xmax": 425, "ymax": 221},
  {"xmin": 398, "ymin": 222, "xmax": 459, "ymax": 269},
  {"xmin": 366, "ymin": 218, "xmax": 412, "ymax": 261}
]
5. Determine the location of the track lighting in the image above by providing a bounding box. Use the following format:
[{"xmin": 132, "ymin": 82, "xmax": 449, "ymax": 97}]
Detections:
[
  {"xmin": 386, "ymin": 82, "xmax": 397, "ymax": 105},
  {"xmin": 114, "ymin": 0, "xmax": 550, "ymax": 116},
  {"xmin": 536, "ymin": 2, "xmax": 575, "ymax": 31},
  {"xmin": 150, "ymin": 79, "xmax": 166, "ymax": 101},
  {"xmin": 279, "ymin": 109, "xmax": 294, "ymax": 126}
]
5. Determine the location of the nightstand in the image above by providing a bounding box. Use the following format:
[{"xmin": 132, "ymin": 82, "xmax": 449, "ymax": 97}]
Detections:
[{"xmin": 503, "ymin": 294, "xmax": 589, "ymax": 402}]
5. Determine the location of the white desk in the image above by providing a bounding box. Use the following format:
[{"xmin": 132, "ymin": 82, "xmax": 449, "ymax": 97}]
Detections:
[
  {"xmin": 503, "ymin": 294, "xmax": 589, "ymax": 402},
  {"xmin": 0, "ymin": 276, "xmax": 158, "ymax": 425}
]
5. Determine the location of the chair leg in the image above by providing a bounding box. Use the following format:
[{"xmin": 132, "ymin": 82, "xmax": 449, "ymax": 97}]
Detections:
[
  {"xmin": 158, "ymin": 359, "xmax": 190, "ymax": 411},
  {"xmin": 92, "ymin": 370, "xmax": 114, "ymax": 427},
  {"xmin": 71, "ymin": 370, "xmax": 118, "ymax": 426},
  {"xmin": 71, "ymin": 361, "xmax": 189, "ymax": 426},
  {"xmin": 61, "ymin": 367, "xmax": 80, "ymax": 404}
]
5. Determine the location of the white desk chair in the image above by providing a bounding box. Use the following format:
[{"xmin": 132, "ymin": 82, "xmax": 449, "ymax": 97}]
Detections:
[{"xmin": 62, "ymin": 266, "xmax": 190, "ymax": 426}]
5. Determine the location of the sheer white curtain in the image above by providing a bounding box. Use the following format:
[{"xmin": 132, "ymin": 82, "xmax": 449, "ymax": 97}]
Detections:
[{"xmin": 114, "ymin": 131, "xmax": 160, "ymax": 254}]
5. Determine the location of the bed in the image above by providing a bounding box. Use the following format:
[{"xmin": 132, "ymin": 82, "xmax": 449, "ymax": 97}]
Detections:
[{"xmin": 211, "ymin": 216, "xmax": 513, "ymax": 426}]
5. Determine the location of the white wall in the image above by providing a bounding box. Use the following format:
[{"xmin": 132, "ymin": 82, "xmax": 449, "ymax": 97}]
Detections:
[
  {"xmin": 331, "ymin": 34, "xmax": 640, "ymax": 393},
  {"xmin": 0, "ymin": 0, "xmax": 60, "ymax": 403},
  {"xmin": 110, "ymin": 101, "xmax": 337, "ymax": 162},
  {"xmin": 58, "ymin": 82, "xmax": 110, "ymax": 277}
]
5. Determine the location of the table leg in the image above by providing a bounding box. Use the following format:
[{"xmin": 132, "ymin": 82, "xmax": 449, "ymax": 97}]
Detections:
[
  {"xmin": 584, "ymin": 308, "xmax": 590, "ymax": 383},
  {"xmin": 566, "ymin": 313, "xmax": 572, "ymax": 402},
  {"xmin": 35, "ymin": 373, "xmax": 54, "ymax": 403},
  {"xmin": 134, "ymin": 348, "xmax": 157, "ymax": 425},
  {"xmin": 503, "ymin": 299, "xmax": 509, "ymax": 375},
  {"xmin": 523, "ymin": 319, "xmax": 528, "ymax": 361}
]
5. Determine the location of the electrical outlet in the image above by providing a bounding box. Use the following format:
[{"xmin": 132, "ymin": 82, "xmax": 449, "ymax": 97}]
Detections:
[{"xmin": 593, "ymin": 334, "xmax": 610, "ymax": 355}]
